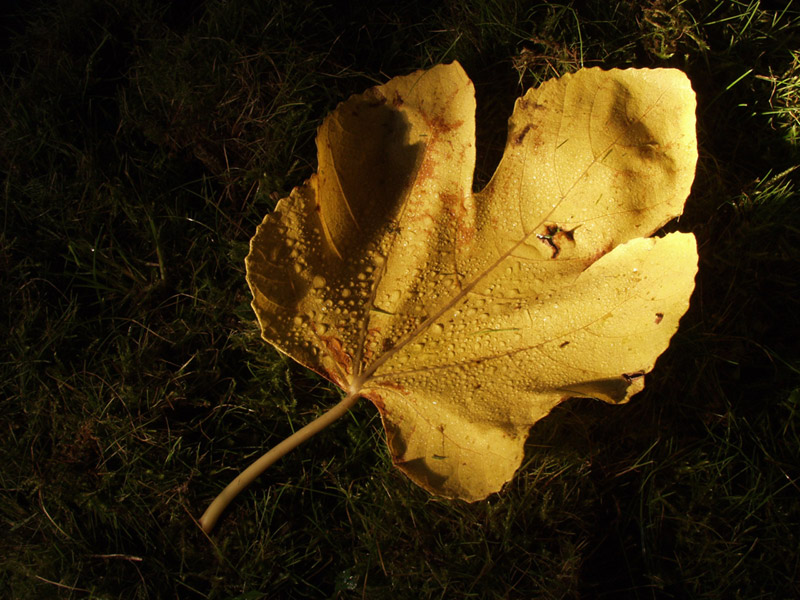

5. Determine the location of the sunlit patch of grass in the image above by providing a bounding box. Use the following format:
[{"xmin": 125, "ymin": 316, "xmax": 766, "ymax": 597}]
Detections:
[{"xmin": 758, "ymin": 49, "xmax": 800, "ymax": 146}]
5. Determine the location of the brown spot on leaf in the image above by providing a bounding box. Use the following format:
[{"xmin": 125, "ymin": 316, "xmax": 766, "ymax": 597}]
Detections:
[
  {"xmin": 514, "ymin": 124, "xmax": 533, "ymax": 145},
  {"xmin": 537, "ymin": 224, "xmax": 567, "ymax": 258},
  {"xmin": 378, "ymin": 380, "xmax": 408, "ymax": 393},
  {"xmin": 536, "ymin": 224, "xmax": 579, "ymax": 258},
  {"xmin": 427, "ymin": 114, "xmax": 463, "ymax": 134},
  {"xmin": 416, "ymin": 156, "xmax": 437, "ymax": 184},
  {"xmin": 587, "ymin": 241, "xmax": 615, "ymax": 264},
  {"xmin": 439, "ymin": 191, "xmax": 458, "ymax": 206},
  {"xmin": 323, "ymin": 336, "xmax": 352, "ymax": 373},
  {"xmin": 655, "ymin": 312, "xmax": 664, "ymax": 324},
  {"xmin": 622, "ymin": 371, "xmax": 645, "ymax": 383}
]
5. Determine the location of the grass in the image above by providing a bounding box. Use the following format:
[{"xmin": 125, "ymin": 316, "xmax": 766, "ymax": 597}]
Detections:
[{"xmin": 2, "ymin": 0, "xmax": 799, "ymax": 597}]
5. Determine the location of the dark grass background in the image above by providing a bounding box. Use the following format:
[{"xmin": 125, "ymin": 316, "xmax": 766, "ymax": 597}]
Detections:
[{"xmin": 2, "ymin": 0, "xmax": 799, "ymax": 598}]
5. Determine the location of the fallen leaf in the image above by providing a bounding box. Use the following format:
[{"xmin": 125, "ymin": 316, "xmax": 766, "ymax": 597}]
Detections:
[{"xmin": 245, "ymin": 62, "xmax": 697, "ymax": 503}]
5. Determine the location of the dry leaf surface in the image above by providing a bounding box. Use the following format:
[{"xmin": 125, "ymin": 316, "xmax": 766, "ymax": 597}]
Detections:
[{"xmin": 246, "ymin": 62, "xmax": 698, "ymax": 500}]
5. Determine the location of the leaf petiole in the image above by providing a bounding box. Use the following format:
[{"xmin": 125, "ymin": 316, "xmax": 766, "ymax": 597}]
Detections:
[{"xmin": 198, "ymin": 391, "xmax": 361, "ymax": 533}]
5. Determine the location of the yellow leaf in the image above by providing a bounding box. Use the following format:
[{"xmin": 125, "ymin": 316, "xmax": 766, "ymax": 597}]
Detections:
[{"xmin": 246, "ymin": 62, "xmax": 697, "ymax": 502}]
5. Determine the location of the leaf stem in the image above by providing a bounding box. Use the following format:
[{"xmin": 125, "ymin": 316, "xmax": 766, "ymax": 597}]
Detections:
[{"xmin": 198, "ymin": 391, "xmax": 361, "ymax": 533}]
